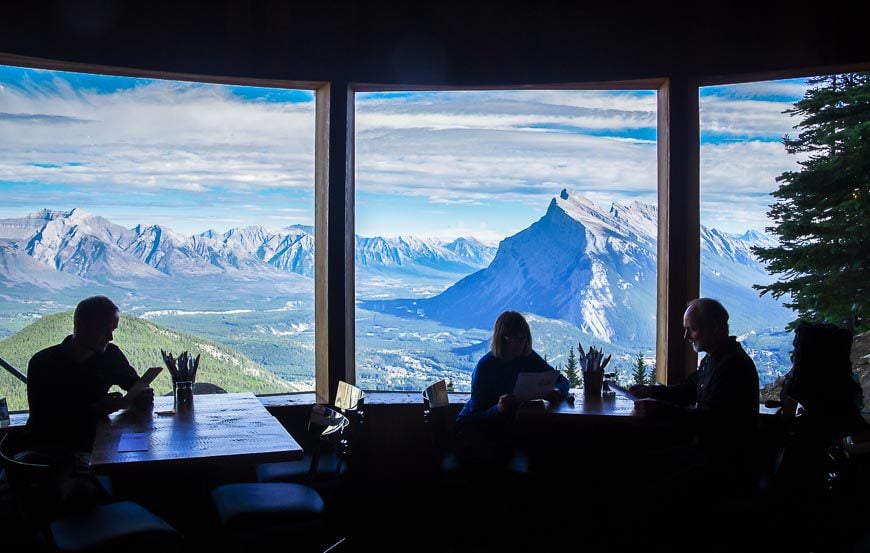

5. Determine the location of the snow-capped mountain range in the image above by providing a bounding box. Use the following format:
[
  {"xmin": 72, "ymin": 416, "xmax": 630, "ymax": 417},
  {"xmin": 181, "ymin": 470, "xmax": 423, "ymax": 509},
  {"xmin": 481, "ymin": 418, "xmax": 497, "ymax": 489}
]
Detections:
[
  {"xmin": 361, "ymin": 189, "xmax": 792, "ymax": 345},
  {"xmin": 0, "ymin": 190, "xmax": 791, "ymax": 350},
  {"xmin": 0, "ymin": 208, "xmax": 497, "ymax": 287}
]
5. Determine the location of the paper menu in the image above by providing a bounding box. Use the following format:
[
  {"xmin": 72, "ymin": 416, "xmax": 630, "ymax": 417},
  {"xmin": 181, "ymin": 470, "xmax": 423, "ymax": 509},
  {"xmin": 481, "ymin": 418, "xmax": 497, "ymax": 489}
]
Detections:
[
  {"xmin": 122, "ymin": 366, "xmax": 163, "ymax": 404},
  {"xmin": 117, "ymin": 432, "xmax": 149, "ymax": 452},
  {"xmin": 604, "ymin": 380, "xmax": 639, "ymax": 401},
  {"xmin": 512, "ymin": 370, "xmax": 558, "ymax": 402}
]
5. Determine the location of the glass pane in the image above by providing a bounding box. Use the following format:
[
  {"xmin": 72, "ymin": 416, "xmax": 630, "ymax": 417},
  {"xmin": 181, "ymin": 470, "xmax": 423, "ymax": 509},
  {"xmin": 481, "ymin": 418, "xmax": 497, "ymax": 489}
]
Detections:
[
  {"xmin": 0, "ymin": 64, "xmax": 316, "ymax": 411},
  {"xmin": 699, "ymin": 77, "xmax": 810, "ymax": 389},
  {"xmin": 355, "ymin": 89, "xmax": 659, "ymax": 391}
]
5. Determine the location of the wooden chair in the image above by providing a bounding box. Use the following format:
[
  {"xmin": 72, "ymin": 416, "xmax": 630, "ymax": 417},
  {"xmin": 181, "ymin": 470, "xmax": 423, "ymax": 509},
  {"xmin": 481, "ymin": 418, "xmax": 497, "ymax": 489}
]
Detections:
[
  {"xmin": 256, "ymin": 381, "xmax": 365, "ymax": 486},
  {"xmin": 421, "ymin": 380, "xmax": 461, "ymax": 478},
  {"xmin": 0, "ymin": 433, "xmax": 182, "ymax": 553},
  {"xmin": 210, "ymin": 405, "xmax": 350, "ymax": 551}
]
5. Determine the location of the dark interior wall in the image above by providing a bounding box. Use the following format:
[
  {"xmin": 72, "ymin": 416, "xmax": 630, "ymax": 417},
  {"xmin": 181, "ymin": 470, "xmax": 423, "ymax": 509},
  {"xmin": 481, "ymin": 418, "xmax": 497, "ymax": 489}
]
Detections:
[{"xmin": 1, "ymin": 0, "xmax": 868, "ymax": 84}]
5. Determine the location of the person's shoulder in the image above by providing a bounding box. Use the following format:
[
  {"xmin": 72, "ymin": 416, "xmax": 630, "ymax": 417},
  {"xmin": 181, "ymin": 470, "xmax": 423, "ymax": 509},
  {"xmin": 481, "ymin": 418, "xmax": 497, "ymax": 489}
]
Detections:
[
  {"xmin": 27, "ymin": 340, "xmax": 68, "ymax": 380},
  {"xmin": 474, "ymin": 351, "xmax": 498, "ymax": 371},
  {"xmin": 102, "ymin": 342, "xmax": 133, "ymax": 367},
  {"xmin": 527, "ymin": 350, "xmax": 551, "ymax": 369},
  {"xmin": 29, "ymin": 338, "xmax": 69, "ymax": 364},
  {"xmin": 733, "ymin": 338, "xmax": 756, "ymax": 362},
  {"xmin": 104, "ymin": 342, "xmax": 125, "ymax": 356},
  {"xmin": 723, "ymin": 338, "xmax": 758, "ymax": 372},
  {"xmin": 477, "ymin": 351, "xmax": 495, "ymax": 365},
  {"xmin": 722, "ymin": 337, "xmax": 749, "ymax": 357}
]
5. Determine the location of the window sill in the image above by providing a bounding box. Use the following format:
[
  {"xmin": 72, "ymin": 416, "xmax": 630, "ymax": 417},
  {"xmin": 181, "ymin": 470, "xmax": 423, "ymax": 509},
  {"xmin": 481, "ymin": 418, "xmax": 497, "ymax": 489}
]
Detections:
[{"xmin": 257, "ymin": 391, "xmax": 470, "ymax": 407}]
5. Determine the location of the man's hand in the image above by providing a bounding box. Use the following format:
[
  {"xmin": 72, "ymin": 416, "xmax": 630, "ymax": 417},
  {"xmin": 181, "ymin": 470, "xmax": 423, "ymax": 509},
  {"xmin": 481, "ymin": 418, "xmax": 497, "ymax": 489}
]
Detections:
[
  {"xmin": 129, "ymin": 387, "xmax": 155, "ymax": 410},
  {"xmin": 543, "ymin": 389, "xmax": 563, "ymax": 404},
  {"xmin": 93, "ymin": 391, "xmax": 125, "ymax": 416},
  {"xmin": 629, "ymin": 384, "xmax": 655, "ymax": 399},
  {"xmin": 634, "ymin": 397, "xmax": 682, "ymax": 417},
  {"xmin": 497, "ymin": 393, "xmax": 520, "ymax": 415}
]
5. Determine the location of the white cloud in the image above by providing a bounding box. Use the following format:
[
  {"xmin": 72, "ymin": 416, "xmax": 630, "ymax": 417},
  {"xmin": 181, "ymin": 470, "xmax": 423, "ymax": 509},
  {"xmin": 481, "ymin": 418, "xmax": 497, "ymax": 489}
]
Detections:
[
  {"xmin": 356, "ymin": 126, "xmax": 657, "ymax": 206},
  {"xmin": 0, "ymin": 80, "xmax": 316, "ymax": 194},
  {"xmin": 700, "ymin": 140, "xmax": 807, "ymax": 232},
  {"xmin": 700, "ymin": 96, "xmax": 801, "ymax": 137},
  {"xmin": 1, "ymin": 76, "xmax": 812, "ymax": 237}
]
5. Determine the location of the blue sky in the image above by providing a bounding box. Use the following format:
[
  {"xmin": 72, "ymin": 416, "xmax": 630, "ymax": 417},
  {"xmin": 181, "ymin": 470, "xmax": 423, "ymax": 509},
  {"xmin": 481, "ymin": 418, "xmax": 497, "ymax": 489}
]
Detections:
[{"xmin": 0, "ymin": 64, "xmax": 811, "ymax": 240}]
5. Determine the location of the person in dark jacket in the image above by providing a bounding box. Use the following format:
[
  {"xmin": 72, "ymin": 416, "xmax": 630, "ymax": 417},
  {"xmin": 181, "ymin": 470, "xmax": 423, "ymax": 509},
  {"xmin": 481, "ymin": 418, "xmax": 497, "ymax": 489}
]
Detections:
[
  {"xmin": 27, "ymin": 296, "xmax": 155, "ymax": 452},
  {"xmin": 24, "ymin": 295, "xmax": 155, "ymax": 515},
  {"xmin": 775, "ymin": 321, "xmax": 867, "ymax": 498},
  {"xmin": 455, "ymin": 310, "xmax": 569, "ymax": 473},
  {"xmin": 629, "ymin": 297, "xmax": 760, "ymax": 499},
  {"xmin": 457, "ymin": 310, "xmax": 570, "ymax": 425},
  {"xmin": 780, "ymin": 321, "xmax": 866, "ymax": 440}
]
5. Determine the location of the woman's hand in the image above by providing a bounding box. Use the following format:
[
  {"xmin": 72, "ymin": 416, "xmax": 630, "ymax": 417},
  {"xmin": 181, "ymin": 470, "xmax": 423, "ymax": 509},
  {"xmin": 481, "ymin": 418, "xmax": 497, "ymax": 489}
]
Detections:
[{"xmin": 497, "ymin": 393, "xmax": 520, "ymax": 415}]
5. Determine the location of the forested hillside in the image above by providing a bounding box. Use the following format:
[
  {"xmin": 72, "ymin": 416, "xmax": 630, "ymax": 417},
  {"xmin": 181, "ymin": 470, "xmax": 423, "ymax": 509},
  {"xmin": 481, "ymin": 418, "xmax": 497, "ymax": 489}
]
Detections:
[{"xmin": 0, "ymin": 311, "xmax": 302, "ymax": 411}]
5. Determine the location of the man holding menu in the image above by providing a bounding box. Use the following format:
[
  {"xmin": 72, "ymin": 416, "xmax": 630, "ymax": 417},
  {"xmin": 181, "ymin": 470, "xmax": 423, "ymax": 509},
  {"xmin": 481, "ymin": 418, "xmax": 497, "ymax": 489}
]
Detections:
[
  {"xmin": 27, "ymin": 295, "xmax": 156, "ymax": 454},
  {"xmin": 24, "ymin": 295, "xmax": 158, "ymax": 514}
]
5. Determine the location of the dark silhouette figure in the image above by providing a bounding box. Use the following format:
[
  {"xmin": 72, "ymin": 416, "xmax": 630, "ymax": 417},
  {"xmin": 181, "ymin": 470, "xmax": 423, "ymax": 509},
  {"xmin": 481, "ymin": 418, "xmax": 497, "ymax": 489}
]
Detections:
[
  {"xmin": 450, "ymin": 311, "xmax": 570, "ymax": 550},
  {"xmin": 628, "ymin": 298, "xmax": 760, "ymax": 501},
  {"xmin": 24, "ymin": 295, "xmax": 156, "ymax": 516},
  {"xmin": 775, "ymin": 321, "xmax": 867, "ymax": 499},
  {"xmin": 455, "ymin": 311, "xmax": 569, "ymax": 467}
]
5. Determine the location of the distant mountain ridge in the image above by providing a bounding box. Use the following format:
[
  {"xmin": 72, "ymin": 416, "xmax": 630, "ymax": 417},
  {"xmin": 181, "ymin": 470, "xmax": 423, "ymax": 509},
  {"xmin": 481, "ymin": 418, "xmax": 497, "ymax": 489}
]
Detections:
[
  {"xmin": 0, "ymin": 208, "xmax": 497, "ymax": 286},
  {"xmin": 362, "ymin": 188, "xmax": 792, "ymax": 346}
]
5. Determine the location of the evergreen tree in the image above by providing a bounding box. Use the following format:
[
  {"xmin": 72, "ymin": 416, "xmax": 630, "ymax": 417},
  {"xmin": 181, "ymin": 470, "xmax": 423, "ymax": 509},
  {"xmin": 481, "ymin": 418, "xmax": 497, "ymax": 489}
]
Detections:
[
  {"xmin": 648, "ymin": 363, "xmax": 657, "ymax": 385},
  {"xmin": 631, "ymin": 352, "xmax": 647, "ymax": 385},
  {"xmin": 752, "ymin": 72, "xmax": 870, "ymax": 332},
  {"xmin": 565, "ymin": 346, "xmax": 581, "ymax": 388},
  {"xmin": 446, "ymin": 379, "xmax": 455, "ymax": 392}
]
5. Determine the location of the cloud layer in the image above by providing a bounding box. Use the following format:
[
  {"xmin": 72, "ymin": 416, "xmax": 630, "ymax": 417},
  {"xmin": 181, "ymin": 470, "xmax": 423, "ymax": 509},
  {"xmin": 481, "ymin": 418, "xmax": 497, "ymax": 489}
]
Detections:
[{"xmin": 0, "ymin": 66, "xmax": 811, "ymax": 237}]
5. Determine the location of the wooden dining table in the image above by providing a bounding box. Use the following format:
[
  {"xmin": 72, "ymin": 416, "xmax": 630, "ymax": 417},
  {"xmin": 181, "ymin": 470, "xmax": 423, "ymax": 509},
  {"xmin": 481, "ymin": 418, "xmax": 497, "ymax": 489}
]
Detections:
[{"xmin": 90, "ymin": 392, "xmax": 303, "ymax": 476}]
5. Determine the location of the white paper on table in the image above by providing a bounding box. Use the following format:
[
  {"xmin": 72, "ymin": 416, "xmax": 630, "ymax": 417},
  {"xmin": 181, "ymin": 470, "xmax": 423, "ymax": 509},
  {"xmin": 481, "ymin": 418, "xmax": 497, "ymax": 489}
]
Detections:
[
  {"xmin": 118, "ymin": 432, "xmax": 150, "ymax": 452},
  {"xmin": 605, "ymin": 380, "xmax": 639, "ymax": 401},
  {"xmin": 513, "ymin": 370, "xmax": 558, "ymax": 402}
]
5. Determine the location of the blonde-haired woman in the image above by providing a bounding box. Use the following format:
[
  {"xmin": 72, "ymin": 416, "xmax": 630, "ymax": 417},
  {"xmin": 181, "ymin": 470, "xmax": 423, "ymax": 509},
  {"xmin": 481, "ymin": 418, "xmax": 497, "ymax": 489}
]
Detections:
[{"xmin": 457, "ymin": 310, "xmax": 569, "ymax": 426}]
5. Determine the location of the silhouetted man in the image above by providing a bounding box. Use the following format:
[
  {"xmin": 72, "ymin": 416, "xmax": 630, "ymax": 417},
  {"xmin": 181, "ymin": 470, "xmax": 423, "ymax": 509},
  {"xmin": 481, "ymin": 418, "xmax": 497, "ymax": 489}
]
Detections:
[
  {"xmin": 629, "ymin": 297, "xmax": 760, "ymax": 498},
  {"xmin": 25, "ymin": 296, "xmax": 155, "ymax": 514},
  {"xmin": 27, "ymin": 296, "xmax": 154, "ymax": 452}
]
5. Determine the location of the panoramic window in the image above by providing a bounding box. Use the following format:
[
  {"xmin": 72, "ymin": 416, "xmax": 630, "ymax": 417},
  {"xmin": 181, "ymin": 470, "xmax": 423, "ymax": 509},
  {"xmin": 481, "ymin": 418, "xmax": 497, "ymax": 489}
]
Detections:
[
  {"xmin": 0, "ymin": 64, "xmax": 317, "ymax": 410},
  {"xmin": 699, "ymin": 71, "xmax": 869, "ymax": 394},
  {"xmin": 354, "ymin": 89, "xmax": 659, "ymax": 391}
]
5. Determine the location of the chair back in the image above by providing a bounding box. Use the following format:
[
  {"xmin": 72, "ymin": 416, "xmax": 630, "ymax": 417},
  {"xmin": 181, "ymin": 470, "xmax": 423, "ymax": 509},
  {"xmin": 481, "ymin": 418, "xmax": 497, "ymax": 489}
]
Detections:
[
  {"xmin": 335, "ymin": 380, "xmax": 365, "ymax": 412},
  {"xmin": 423, "ymin": 379, "xmax": 449, "ymax": 409},
  {"xmin": 0, "ymin": 432, "xmax": 65, "ymax": 526},
  {"xmin": 422, "ymin": 380, "xmax": 455, "ymax": 469},
  {"xmin": 334, "ymin": 381, "xmax": 366, "ymax": 462},
  {"xmin": 306, "ymin": 405, "xmax": 350, "ymax": 479}
]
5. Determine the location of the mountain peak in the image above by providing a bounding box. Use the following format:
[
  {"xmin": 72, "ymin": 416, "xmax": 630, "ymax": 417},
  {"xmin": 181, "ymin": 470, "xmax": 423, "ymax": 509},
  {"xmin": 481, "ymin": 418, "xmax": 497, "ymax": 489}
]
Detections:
[
  {"xmin": 64, "ymin": 207, "xmax": 99, "ymax": 225},
  {"xmin": 26, "ymin": 209, "xmax": 73, "ymax": 221},
  {"xmin": 551, "ymin": 189, "xmax": 609, "ymax": 232}
]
